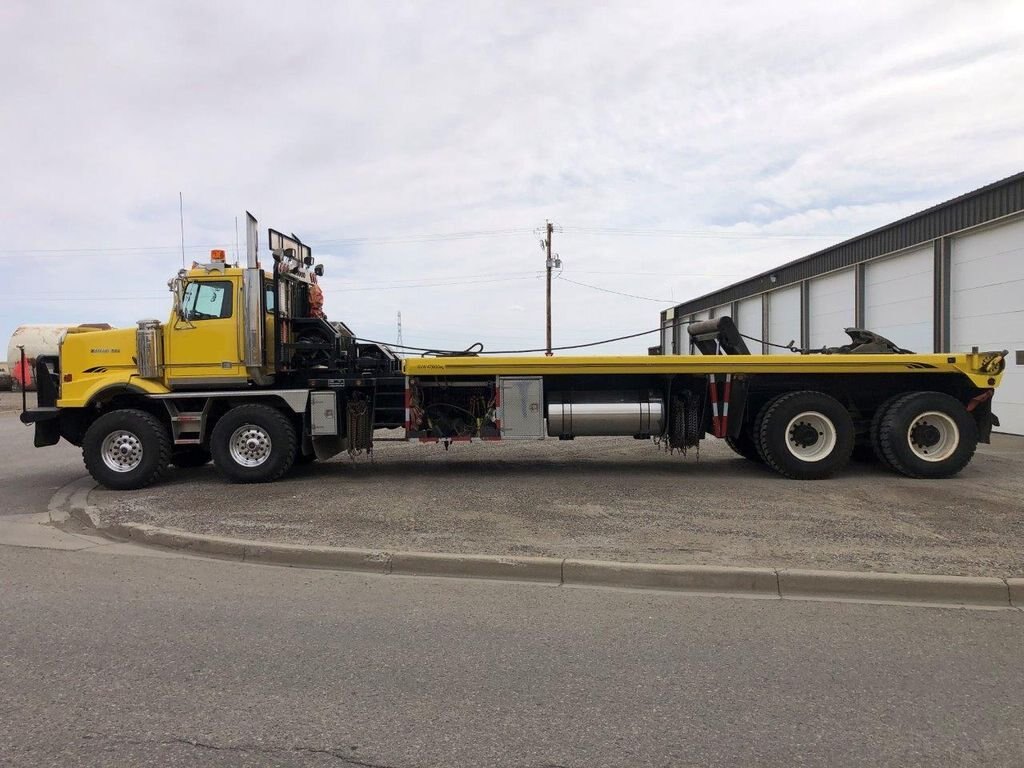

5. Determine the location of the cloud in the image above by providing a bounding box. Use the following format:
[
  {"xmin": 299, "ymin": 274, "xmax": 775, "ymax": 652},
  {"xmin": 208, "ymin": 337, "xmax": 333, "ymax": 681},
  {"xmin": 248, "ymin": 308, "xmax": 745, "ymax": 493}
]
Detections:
[{"xmin": 1, "ymin": 0, "xmax": 1022, "ymax": 356}]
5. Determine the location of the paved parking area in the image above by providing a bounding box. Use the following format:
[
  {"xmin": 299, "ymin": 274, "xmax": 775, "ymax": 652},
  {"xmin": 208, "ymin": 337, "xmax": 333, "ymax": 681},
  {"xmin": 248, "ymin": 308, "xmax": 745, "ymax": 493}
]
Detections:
[
  {"xmin": 0, "ymin": 391, "xmax": 34, "ymax": 411},
  {"xmin": 90, "ymin": 431, "xmax": 1024, "ymax": 578}
]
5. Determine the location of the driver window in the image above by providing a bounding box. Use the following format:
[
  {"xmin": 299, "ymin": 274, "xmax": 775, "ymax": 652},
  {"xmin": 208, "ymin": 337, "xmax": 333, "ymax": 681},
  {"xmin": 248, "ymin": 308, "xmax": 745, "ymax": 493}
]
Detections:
[{"xmin": 182, "ymin": 281, "xmax": 233, "ymax": 320}]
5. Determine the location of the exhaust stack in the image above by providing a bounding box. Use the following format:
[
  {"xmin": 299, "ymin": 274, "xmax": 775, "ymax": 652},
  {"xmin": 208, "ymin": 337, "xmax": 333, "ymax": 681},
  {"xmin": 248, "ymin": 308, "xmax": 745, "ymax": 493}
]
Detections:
[{"xmin": 243, "ymin": 212, "xmax": 273, "ymax": 384}]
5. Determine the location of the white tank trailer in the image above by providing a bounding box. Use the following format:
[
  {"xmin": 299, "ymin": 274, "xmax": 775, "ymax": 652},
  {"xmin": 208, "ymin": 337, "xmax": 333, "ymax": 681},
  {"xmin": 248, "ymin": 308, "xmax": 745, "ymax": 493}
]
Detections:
[{"xmin": 6, "ymin": 324, "xmax": 110, "ymax": 391}]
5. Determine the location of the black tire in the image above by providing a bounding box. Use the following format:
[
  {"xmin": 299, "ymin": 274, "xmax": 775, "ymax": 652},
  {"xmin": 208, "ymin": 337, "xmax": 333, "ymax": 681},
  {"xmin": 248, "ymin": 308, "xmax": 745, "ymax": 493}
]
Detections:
[
  {"xmin": 756, "ymin": 391, "xmax": 854, "ymax": 480},
  {"xmin": 868, "ymin": 393, "xmax": 905, "ymax": 469},
  {"xmin": 752, "ymin": 398, "xmax": 774, "ymax": 463},
  {"xmin": 877, "ymin": 392, "xmax": 977, "ymax": 479},
  {"xmin": 82, "ymin": 409, "xmax": 172, "ymax": 490},
  {"xmin": 210, "ymin": 404, "xmax": 297, "ymax": 483},
  {"xmin": 724, "ymin": 431, "xmax": 763, "ymax": 463},
  {"xmin": 171, "ymin": 446, "xmax": 211, "ymax": 468}
]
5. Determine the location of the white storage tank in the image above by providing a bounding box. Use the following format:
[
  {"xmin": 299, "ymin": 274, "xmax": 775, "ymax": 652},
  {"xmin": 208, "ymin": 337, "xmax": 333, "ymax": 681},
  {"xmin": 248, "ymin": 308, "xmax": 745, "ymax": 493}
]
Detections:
[{"xmin": 6, "ymin": 323, "xmax": 111, "ymax": 391}]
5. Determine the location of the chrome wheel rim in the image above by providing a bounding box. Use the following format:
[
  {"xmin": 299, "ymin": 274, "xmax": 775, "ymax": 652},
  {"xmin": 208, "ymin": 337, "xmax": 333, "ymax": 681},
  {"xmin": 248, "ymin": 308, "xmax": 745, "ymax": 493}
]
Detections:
[
  {"xmin": 907, "ymin": 411, "xmax": 959, "ymax": 462},
  {"xmin": 785, "ymin": 411, "xmax": 836, "ymax": 462},
  {"xmin": 229, "ymin": 424, "xmax": 273, "ymax": 467},
  {"xmin": 101, "ymin": 430, "xmax": 144, "ymax": 473}
]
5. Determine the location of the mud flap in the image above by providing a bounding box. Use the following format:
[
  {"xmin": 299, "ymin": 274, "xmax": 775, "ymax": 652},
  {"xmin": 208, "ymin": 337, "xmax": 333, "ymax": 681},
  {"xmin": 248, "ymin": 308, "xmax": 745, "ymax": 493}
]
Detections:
[{"xmin": 34, "ymin": 419, "xmax": 61, "ymax": 447}]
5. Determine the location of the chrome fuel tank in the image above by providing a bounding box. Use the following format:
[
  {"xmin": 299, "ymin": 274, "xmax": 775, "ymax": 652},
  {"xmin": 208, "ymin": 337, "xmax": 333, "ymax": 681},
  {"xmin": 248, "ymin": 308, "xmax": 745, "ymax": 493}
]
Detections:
[{"xmin": 547, "ymin": 391, "xmax": 663, "ymax": 437}]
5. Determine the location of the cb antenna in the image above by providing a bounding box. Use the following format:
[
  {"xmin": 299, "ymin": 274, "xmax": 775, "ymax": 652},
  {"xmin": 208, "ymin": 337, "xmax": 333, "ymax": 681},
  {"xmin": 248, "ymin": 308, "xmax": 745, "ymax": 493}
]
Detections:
[{"xmin": 178, "ymin": 192, "xmax": 185, "ymax": 269}]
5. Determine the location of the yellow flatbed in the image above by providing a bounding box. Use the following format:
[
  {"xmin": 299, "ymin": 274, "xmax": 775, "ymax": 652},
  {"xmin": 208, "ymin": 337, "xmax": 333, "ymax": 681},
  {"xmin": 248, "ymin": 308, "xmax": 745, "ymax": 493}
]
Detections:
[{"xmin": 404, "ymin": 352, "xmax": 1003, "ymax": 390}]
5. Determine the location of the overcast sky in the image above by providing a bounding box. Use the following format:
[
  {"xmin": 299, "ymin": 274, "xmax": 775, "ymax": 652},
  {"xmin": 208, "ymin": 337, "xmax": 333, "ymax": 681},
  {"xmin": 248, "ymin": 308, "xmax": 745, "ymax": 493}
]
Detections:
[{"xmin": 2, "ymin": 0, "xmax": 1022, "ymax": 359}]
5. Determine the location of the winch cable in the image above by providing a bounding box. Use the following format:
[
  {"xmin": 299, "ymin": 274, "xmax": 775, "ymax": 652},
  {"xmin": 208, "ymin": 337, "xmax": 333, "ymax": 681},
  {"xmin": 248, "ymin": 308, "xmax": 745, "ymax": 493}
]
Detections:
[
  {"xmin": 737, "ymin": 333, "xmax": 806, "ymax": 354},
  {"xmin": 353, "ymin": 321, "xmax": 695, "ymax": 356}
]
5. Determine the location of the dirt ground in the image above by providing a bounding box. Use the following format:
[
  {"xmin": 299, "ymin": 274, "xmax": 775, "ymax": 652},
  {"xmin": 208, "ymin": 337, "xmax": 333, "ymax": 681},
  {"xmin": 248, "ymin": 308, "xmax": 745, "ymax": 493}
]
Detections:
[{"xmin": 89, "ymin": 430, "xmax": 1024, "ymax": 578}]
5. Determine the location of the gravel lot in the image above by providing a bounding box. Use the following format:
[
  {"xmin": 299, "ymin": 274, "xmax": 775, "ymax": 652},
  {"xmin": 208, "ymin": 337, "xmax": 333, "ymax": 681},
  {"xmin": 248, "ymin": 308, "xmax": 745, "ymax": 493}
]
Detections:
[{"xmin": 90, "ymin": 430, "xmax": 1024, "ymax": 578}]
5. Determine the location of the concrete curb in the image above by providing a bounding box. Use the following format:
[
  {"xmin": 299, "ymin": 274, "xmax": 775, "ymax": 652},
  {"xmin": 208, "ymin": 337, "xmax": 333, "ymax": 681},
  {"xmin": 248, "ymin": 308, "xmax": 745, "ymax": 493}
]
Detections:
[
  {"xmin": 778, "ymin": 568, "xmax": 1011, "ymax": 608},
  {"xmin": 58, "ymin": 478, "xmax": 1020, "ymax": 609},
  {"xmin": 90, "ymin": 521, "xmax": 1019, "ymax": 608},
  {"xmin": 1007, "ymin": 579, "xmax": 1024, "ymax": 608},
  {"xmin": 564, "ymin": 559, "xmax": 779, "ymax": 596}
]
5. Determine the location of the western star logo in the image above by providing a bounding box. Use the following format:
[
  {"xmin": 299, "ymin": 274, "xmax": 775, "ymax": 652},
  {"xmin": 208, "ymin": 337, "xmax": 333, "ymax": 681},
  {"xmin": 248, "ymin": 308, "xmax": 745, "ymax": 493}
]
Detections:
[{"xmin": 89, "ymin": 348, "xmax": 121, "ymax": 353}]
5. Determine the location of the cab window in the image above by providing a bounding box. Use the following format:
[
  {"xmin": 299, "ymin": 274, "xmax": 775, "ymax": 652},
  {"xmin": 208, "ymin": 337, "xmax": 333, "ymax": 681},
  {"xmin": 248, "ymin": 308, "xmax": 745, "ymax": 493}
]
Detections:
[
  {"xmin": 265, "ymin": 282, "xmax": 276, "ymax": 313},
  {"xmin": 183, "ymin": 281, "xmax": 233, "ymax": 320}
]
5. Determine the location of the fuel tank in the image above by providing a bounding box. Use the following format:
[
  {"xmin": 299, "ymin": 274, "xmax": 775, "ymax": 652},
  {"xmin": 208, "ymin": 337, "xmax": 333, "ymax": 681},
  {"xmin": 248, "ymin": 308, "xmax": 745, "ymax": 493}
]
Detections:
[{"xmin": 547, "ymin": 391, "xmax": 664, "ymax": 437}]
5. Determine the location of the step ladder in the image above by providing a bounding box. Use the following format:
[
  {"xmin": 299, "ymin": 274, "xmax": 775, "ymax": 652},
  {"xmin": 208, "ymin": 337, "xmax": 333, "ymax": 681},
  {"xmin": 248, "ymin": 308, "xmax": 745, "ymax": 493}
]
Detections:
[
  {"xmin": 372, "ymin": 378, "xmax": 407, "ymax": 428},
  {"xmin": 164, "ymin": 401, "xmax": 212, "ymax": 445}
]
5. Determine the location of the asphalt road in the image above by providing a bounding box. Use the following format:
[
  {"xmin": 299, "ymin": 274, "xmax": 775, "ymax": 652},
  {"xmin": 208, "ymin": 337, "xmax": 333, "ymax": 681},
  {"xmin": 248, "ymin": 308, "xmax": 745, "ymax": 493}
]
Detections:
[
  {"xmin": 2, "ymin": 544, "xmax": 1023, "ymax": 768},
  {"xmin": 0, "ymin": 406, "xmax": 81, "ymax": 519},
  {"xmin": 4, "ymin": 410, "xmax": 1024, "ymax": 767}
]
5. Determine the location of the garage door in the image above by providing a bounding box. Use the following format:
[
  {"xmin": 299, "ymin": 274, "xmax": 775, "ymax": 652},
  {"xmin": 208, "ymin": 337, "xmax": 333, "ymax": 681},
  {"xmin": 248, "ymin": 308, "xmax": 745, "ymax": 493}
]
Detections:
[
  {"xmin": 767, "ymin": 285, "xmax": 801, "ymax": 353},
  {"xmin": 808, "ymin": 269, "xmax": 855, "ymax": 349},
  {"xmin": 736, "ymin": 295, "xmax": 763, "ymax": 351},
  {"xmin": 950, "ymin": 217, "xmax": 1024, "ymax": 434},
  {"xmin": 864, "ymin": 246, "xmax": 933, "ymax": 354}
]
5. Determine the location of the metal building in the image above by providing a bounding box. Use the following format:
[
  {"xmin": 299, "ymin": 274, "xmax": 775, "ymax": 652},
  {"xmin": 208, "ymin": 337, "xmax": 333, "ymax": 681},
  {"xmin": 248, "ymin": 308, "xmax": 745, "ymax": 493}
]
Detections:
[{"xmin": 659, "ymin": 171, "xmax": 1024, "ymax": 434}]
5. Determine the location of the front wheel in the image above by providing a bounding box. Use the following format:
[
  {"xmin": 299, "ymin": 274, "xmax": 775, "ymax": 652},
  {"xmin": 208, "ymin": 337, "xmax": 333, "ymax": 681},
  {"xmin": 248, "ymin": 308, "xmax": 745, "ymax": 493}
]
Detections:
[
  {"xmin": 82, "ymin": 409, "xmax": 172, "ymax": 490},
  {"xmin": 756, "ymin": 391, "xmax": 854, "ymax": 480},
  {"xmin": 877, "ymin": 392, "xmax": 977, "ymax": 478},
  {"xmin": 210, "ymin": 404, "xmax": 297, "ymax": 483}
]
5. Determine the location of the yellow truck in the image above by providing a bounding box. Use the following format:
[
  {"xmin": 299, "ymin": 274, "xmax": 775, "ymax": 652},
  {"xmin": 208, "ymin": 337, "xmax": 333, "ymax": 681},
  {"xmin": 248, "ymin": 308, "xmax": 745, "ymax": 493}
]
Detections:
[{"xmin": 19, "ymin": 215, "xmax": 1007, "ymax": 489}]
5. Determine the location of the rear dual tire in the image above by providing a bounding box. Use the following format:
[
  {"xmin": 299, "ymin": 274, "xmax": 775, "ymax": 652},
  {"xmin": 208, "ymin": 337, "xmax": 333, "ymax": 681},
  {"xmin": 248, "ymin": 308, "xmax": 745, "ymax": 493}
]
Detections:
[
  {"xmin": 724, "ymin": 432, "xmax": 762, "ymax": 463},
  {"xmin": 754, "ymin": 391, "xmax": 854, "ymax": 480},
  {"xmin": 875, "ymin": 392, "xmax": 976, "ymax": 479}
]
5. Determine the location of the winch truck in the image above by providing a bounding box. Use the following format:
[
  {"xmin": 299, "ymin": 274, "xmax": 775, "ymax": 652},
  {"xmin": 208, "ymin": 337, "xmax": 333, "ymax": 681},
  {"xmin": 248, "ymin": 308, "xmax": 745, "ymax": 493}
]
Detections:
[{"xmin": 19, "ymin": 214, "xmax": 1007, "ymax": 490}]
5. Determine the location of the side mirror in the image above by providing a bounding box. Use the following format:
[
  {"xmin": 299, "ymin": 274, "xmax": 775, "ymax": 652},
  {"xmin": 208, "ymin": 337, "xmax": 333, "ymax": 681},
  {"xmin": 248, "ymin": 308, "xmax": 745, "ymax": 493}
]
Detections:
[{"xmin": 168, "ymin": 270, "xmax": 189, "ymax": 319}]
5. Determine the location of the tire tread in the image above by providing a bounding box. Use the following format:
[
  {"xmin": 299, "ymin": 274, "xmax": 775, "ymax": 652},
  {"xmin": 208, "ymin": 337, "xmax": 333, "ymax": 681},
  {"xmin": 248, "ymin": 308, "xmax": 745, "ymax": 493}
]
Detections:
[
  {"xmin": 877, "ymin": 392, "xmax": 976, "ymax": 479},
  {"xmin": 82, "ymin": 408, "xmax": 172, "ymax": 490}
]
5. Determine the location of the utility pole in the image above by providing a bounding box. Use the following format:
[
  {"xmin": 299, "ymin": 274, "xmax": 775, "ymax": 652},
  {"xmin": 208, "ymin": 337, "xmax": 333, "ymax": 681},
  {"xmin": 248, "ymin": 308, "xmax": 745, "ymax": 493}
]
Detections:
[
  {"xmin": 541, "ymin": 221, "xmax": 562, "ymax": 356},
  {"xmin": 396, "ymin": 311, "xmax": 403, "ymax": 353}
]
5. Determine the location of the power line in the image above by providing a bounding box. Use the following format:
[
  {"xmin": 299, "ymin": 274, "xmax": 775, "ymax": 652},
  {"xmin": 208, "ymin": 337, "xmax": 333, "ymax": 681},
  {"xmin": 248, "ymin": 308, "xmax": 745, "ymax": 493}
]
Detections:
[
  {"xmin": 0, "ymin": 223, "xmax": 850, "ymax": 256},
  {"xmin": 323, "ymin": 274, "xmax": 542, "ymax": 293},
  {"xmin": 561, "ymin": 226, "xmax": 851, "ymax": 241},
  {"xmin": 0, "ymin": 228, "xmax": 536, "ymax": 256},
  {"xmin": 554, "ymin": 275, "xmax": 674, "ymax": 304},
  {"xmin": 329, "ymin": 269, "xmax": 542, "ymax": 287}
]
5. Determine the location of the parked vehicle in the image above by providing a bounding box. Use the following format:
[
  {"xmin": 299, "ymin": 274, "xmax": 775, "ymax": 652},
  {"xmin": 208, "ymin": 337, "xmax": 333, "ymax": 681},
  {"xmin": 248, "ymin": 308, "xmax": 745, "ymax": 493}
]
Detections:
[
  {"xmin": 7, "ymin": 323, "xmax": 111, "ymax": 391},
  {"xmin": 20, "ymin": 214, "xmax": 1007, "ymax": 489}
]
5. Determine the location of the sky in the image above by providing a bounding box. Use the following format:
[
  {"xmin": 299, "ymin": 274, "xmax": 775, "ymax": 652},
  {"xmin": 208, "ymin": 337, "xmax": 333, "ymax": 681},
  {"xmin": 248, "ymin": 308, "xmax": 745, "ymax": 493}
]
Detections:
[{"xmin": 2, "ymin": 0, "xmax": 1023, "ymax": 359}]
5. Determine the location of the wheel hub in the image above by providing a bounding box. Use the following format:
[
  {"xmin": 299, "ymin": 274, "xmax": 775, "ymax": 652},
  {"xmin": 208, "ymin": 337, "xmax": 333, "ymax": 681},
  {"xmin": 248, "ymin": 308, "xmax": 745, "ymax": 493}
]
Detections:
[
  {"xmin": 101, "ymin": 431, "xmax": 144, "ymax": 473},
  {"xmin": 906, "ymin": 411, "xmax": 959, "ymax": 461},
  {"xmin": 789, "ymin": 422, "xmax": 820, "ymax": 447},
  {"xmin": 911, "ymin": 422, "xmax": 941, "ymax": 449},
  {"xmin": 229, "ymin": 425, "xmax": 273, "ymax": 468},
  {"xmin": 783, "ymin": 410, "xmax": 837, "ymax": 463}
]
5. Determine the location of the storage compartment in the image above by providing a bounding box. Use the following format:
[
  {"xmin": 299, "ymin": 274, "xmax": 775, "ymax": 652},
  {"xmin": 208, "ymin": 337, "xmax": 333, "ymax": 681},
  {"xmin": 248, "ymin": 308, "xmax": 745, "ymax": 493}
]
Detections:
[
  {"xmin": 310, "ymin": 390, "xmax": 338, "ymax": 436},
  {"xmin": 498, "ymin": 376, "xmax": 545, "ymax": 439}
]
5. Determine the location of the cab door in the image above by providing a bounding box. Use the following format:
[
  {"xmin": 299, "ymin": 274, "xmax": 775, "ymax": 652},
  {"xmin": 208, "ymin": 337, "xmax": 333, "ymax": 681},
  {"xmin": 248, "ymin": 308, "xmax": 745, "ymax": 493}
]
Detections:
[{"xmin": 166, "ymin": 277, "xmax": 246, "ymax": 387}]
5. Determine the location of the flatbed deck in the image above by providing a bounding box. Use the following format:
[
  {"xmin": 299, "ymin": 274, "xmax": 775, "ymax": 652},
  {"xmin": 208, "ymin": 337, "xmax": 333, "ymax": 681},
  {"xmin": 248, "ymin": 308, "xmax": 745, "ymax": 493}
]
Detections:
[{"xmin": 403, "ymin": 353, "xmax": 1001, "ymax": 389}]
